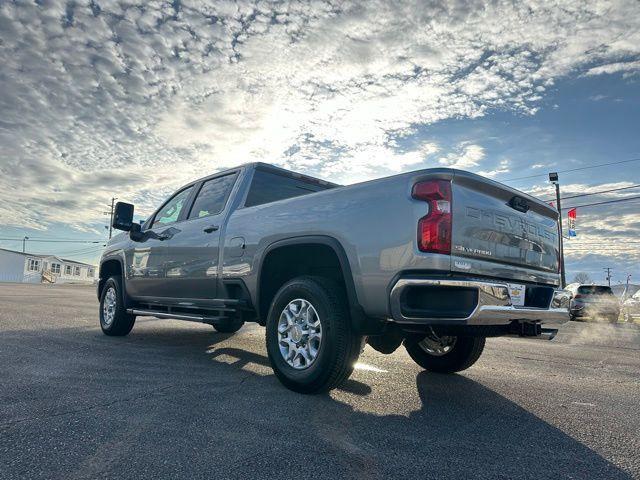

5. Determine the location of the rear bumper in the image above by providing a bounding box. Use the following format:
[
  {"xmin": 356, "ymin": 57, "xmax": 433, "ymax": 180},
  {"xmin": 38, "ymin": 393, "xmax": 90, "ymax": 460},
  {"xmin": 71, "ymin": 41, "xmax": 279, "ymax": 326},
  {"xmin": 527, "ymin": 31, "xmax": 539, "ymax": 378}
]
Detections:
[{"xmin": 390, "ymin": 277, "xmax": 570, "ymax": 326}]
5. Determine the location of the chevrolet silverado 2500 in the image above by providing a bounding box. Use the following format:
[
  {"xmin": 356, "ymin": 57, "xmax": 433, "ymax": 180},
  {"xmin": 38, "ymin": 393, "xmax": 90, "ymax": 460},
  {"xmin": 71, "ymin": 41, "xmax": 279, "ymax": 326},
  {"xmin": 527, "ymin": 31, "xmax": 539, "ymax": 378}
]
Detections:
[{"xmin": 98, "ymin": 162, "xmax": 569, "ymax": 393}]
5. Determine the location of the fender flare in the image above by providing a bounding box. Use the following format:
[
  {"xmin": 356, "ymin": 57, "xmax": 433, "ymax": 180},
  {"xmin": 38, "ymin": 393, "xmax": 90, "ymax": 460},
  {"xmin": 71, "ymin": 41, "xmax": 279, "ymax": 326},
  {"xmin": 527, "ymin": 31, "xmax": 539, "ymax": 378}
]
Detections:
[
  {"xmin": 256, "ymin": 235, "xmax": 377, "ymax": 333},
  {"xmin": 98, "ymin": 251, "xmax": 129, "ymax": 305}
]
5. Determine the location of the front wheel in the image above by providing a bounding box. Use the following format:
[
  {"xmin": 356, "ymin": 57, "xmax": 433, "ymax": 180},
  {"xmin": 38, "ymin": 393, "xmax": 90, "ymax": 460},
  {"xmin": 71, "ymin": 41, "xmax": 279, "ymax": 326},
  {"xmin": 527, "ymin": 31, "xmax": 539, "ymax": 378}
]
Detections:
[
  {"xmin": 404, "ymin": 331, "xmax": 485, "ymax": 373},
  {"xmin": 99, "ymin": 276, "xmax": 136, "ymax": 336},
  {"xmin": 265, "ymin": 276, "xmax": 362, "ymax": 394}
]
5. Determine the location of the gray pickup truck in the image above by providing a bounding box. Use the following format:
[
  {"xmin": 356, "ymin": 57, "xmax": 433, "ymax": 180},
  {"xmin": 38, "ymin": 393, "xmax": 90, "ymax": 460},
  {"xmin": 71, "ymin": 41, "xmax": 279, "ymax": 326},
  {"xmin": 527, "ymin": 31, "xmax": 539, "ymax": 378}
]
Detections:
[{"xmin": 98, "ymin": 162, "xmax": 569, "ymax": 393}]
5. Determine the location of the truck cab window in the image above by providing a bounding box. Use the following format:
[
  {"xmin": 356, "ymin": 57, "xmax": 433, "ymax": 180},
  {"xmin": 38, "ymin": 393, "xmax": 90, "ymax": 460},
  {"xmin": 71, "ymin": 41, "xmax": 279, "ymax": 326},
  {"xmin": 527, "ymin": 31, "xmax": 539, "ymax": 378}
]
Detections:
[
  {"xmin": 188, "ymin": 173, "xmax": 237, "ymax": 219},
  {"xmin": 244, "ymin": 170, "xmax": 333, "ymax": 207},
  {"xmin": 152, "ymin": 186, "xmax": 193, "ymax": 228}
]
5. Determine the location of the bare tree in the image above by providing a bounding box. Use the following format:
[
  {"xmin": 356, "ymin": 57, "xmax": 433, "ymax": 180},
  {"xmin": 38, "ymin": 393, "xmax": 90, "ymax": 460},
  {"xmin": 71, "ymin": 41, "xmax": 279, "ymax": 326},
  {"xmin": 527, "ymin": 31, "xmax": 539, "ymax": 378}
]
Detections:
[{"xmin": 573, "ymin": 272, "xmax": 593, "ymax": 284}]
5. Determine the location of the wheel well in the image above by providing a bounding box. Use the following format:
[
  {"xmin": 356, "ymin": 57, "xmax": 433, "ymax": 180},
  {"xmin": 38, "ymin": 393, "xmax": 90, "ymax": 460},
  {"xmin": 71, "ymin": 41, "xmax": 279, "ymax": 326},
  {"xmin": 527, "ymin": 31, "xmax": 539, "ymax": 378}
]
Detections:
[
  {"xmin": 98, "ymin": 259, "xmax": 122, "ymax": 297},
  {"xmin": 258, "ymin": 243, "xmax": 348, "ymax": 323}
]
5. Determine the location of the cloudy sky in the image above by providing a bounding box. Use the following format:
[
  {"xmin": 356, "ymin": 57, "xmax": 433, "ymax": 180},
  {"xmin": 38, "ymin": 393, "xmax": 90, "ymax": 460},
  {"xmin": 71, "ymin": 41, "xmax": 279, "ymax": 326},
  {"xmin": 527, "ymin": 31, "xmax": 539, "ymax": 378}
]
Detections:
[{"xmin": 0, "ymin": 0, "xmax": 639, "ymax": 285}]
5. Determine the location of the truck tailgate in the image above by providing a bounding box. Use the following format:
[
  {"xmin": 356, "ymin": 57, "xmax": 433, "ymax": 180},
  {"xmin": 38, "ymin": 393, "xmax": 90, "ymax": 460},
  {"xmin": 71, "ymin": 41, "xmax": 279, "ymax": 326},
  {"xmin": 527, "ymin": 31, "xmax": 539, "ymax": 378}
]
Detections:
[{"xmin": 450, "ymin": 173, "xmax": 560, "ymax": 285}]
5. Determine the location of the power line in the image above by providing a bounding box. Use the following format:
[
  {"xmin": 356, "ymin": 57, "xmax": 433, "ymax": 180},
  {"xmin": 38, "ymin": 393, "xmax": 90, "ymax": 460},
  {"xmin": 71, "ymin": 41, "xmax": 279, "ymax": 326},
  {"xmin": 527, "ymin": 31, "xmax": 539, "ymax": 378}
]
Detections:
[
  {"xmin": 564, "ymin": 242, "xmax": 640, "ymax": 246},
  {"xmin": 56, "ymin": 247, "xmax": 105, "ymax": 256},
  {"xmin": 502, "ymin": 157, "xmax": 640, "ymax": 183},
  {"xmin": 14, "ymin": 236, "xmax": 104, "ymax": 241},
  {"xmin": 561, "ymin": 195, "xmax": 640, "ymax": 210},
  {"xmin": 0, "ymin": 238, "xmax": 103, "ymax": 243},
  {"xmin": 541, "ymin": 184, "xmax": 640, "ymax": 202},
  {"xmin": 565, "ymin": 247, "xmax": 640, "ymax": 250}
]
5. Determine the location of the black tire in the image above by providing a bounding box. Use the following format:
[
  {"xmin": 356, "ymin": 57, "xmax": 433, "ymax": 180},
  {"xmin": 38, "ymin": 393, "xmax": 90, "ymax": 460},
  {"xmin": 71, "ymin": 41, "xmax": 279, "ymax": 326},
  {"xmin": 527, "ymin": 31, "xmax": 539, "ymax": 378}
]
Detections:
[
  {"xmin": 265, "ymin": 276, "xmax": 362, "ymax": 394},
  {"xmin": 404, "ymin": 335, "xmax": 485, "ymax": 373},
  {"xmin": 99, "ymin": 276, "xmax": 136, "ymax": 336},
  {"xmin": 213, "ymin": 318, "xmax": 244, "ymax": 333}
]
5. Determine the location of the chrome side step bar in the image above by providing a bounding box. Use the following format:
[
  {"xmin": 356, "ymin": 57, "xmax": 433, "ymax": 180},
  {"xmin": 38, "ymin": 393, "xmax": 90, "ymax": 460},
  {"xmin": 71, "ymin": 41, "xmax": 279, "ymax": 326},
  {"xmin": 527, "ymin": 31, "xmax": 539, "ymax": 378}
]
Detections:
[{"xmin": 127, "ymin": 309, "xmax": 231, "ymax": 324}]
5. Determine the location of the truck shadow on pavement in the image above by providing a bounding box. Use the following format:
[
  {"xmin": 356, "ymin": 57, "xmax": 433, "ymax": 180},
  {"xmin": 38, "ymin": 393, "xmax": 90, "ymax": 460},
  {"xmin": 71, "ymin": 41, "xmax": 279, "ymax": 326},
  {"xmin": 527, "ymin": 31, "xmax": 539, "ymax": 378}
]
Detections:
[
  {"xmin": 197, "ymin": 335, "xmax": 633, "ymax": 479},
  {"xmin": 2, "ymin": 324, "xmax": 634, "ymax": 480}
]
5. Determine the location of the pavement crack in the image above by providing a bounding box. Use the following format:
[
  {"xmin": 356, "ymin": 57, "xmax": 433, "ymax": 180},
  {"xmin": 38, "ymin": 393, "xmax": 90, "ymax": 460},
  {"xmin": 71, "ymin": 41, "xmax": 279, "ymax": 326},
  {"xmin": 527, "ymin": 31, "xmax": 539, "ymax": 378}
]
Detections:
[{"xmin": 0, "ymin": 385, "xmax": 174, "ymax": 432}]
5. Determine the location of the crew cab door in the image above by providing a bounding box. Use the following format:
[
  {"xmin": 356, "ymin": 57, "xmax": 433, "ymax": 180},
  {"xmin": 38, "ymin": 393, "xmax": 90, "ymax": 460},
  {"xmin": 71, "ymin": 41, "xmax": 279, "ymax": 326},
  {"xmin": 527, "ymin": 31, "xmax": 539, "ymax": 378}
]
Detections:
[
  {"xmin": 125, "ymin": 185, "xmax": 195, "ymax": 298},
  {"xmin": 160, "ymin": 172, "xmax": 238, "ymax": 300}
]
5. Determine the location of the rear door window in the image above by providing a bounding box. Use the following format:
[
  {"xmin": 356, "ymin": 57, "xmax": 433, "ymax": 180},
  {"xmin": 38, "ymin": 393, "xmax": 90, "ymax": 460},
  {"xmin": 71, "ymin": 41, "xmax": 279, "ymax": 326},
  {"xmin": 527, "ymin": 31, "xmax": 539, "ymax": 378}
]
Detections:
[
  {"xmin": 245, "ymin": 170, "xmax": 332, "ymax": 207},
  {"xmin": 188, "ymin": 173, "xmax": 237, "ymax": 219}
]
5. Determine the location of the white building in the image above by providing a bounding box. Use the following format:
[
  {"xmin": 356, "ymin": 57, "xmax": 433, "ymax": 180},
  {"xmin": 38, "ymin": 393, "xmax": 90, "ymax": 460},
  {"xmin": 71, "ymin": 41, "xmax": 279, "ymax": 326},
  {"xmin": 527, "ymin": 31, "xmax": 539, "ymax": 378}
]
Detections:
[{"xmin": 0, "ymin": 248, "xmax": 97, "ymax": 284}]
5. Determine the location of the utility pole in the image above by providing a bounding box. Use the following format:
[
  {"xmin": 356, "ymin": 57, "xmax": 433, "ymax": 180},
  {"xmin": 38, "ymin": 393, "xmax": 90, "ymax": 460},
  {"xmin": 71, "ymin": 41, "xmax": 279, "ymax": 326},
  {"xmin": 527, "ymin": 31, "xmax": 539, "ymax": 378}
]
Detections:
[
  {"xmin": 22, "ymin": 236, "xmax": 29, "ymax": 253},
  {"xmin": 603, "ymin": 267, "xmax": 613, "ymax": 286},
  {"xmin": 103, "ymin": 197, "xmax": 117, "ymax": 239},
  {"xmin": 549, "ymin": 172, "xmax": 566, "ymax": 288},
  {"xmin": 623, "ymin": 274, "xmax": 632, "ymax": 300}
]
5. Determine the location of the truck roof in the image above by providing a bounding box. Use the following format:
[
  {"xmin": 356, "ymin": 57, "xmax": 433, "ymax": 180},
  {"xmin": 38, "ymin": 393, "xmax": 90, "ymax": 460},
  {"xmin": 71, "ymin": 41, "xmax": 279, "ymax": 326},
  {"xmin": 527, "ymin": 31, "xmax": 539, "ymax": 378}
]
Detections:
[{"xmin": 248, "ymin": 162, "xmax": 340, "ymax": 187}]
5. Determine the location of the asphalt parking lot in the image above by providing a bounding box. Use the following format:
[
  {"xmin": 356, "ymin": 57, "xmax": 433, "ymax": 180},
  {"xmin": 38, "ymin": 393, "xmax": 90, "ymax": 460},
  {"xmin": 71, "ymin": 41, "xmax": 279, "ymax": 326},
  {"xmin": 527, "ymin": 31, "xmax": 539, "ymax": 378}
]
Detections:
[{"xmin": 1, "ymin": 283, "xmax": 639, "ymax": 479}]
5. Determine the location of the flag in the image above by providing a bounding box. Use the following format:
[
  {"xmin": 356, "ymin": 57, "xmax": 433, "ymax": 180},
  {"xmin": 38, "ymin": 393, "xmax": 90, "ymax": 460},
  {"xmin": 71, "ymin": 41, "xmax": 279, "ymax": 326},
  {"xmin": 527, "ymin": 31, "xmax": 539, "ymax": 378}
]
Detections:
[{"xmin": 568, "ymin": 208, "xmax": 577, "ymax": 237}]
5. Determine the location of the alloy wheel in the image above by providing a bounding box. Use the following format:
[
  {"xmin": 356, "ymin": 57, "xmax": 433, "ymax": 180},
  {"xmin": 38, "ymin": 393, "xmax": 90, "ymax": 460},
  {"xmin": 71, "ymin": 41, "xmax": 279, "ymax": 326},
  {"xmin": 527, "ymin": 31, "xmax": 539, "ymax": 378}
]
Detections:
[
  {"xmin": 277, "ymin": 298, "xmax": 322, "ymax": 369},
  {"xmin": 102, "ymin": 286, "xmax": 117, "ymax": 327}
]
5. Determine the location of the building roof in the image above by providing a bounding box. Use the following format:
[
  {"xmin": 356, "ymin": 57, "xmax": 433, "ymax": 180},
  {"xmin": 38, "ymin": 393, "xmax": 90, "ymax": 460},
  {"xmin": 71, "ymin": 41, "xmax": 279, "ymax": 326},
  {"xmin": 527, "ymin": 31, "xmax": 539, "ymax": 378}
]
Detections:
[{"xmin": 0, "ymin": 247, "xmax": 96, "ymax": 267}]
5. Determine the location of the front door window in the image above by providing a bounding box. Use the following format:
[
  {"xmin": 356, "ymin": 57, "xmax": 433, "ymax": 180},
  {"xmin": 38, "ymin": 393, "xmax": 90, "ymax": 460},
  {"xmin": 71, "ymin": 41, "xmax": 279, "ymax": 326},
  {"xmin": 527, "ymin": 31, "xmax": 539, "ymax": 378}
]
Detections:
[{"xmin": 152, "ymin": 186, "xmax": 194, "ymax": 228}]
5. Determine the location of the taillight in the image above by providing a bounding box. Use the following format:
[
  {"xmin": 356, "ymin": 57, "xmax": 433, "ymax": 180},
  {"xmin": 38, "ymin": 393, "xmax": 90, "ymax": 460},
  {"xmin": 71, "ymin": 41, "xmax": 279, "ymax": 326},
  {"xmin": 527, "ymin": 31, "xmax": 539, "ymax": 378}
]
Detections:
[
  {"xmin": 573, "ymin": 294, "xmax": 583, "ymax": 299},
  {"xmin": 412, "ymin": 179, "xmax": 452, "ymax": 254}
]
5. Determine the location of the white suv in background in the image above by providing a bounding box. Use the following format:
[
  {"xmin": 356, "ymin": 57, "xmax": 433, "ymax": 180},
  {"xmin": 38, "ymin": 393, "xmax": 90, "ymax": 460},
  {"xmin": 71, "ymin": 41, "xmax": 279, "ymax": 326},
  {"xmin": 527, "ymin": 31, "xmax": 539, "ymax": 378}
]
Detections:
[{"xmin": 565, "ymin": 283, "xmax": 620, "ymax": 323}]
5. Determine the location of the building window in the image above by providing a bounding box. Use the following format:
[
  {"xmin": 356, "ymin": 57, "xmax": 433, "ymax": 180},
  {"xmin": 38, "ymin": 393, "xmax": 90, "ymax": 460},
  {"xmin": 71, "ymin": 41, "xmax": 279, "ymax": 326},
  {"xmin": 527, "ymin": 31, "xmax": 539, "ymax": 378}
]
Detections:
[
  {"xmin": 87, "ymin": 268, "xmax": 95, "ymax": 278},
  {"xmin": 51, "ymin": 263, "xmax": 61, "ymax": 274},
  {"xmin": 74, "ymin": 266, "xmax": 81, "ymax": 276},
  {"xmin": 65, "ymin": 265, "xmax": 72, "ymax": 275},
  {"xmin": 27, "ymin": 259, "xmax": 41, "ymax": 271}
]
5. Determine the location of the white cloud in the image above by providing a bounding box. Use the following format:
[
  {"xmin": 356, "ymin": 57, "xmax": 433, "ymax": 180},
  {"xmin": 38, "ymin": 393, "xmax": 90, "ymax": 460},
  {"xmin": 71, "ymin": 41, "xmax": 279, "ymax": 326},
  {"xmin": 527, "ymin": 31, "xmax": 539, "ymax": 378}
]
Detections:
[
  {"xmin": 477, "ymin": 159, "xmax": 510, "ymax": 178},
  {"xmin": 584, "ymin": 60, "xmax": 640, "ymax": 77},
  {"xmin": 0, "ymin": 0, "xmax": 639, "ymax": 232},
  {"xmin": 438, "ymin": 143, "xmax": 485, "ymax": 169}
]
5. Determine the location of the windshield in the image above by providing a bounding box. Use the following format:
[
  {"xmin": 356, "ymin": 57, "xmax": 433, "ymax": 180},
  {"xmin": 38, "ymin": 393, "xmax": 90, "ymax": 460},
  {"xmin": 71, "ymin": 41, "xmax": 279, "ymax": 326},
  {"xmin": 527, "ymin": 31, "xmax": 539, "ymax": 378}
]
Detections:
[{"xmin": 577, "ymin": 286, "xmax": 614, "ymax": 296}]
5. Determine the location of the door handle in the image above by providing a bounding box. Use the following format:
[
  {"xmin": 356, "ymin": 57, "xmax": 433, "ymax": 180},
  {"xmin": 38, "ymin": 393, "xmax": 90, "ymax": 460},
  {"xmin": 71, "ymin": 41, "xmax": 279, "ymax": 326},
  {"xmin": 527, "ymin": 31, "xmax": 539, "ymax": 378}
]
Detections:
[{"xmin": 203, "ymin": 225, "xmax": 219, "ymax": 233}]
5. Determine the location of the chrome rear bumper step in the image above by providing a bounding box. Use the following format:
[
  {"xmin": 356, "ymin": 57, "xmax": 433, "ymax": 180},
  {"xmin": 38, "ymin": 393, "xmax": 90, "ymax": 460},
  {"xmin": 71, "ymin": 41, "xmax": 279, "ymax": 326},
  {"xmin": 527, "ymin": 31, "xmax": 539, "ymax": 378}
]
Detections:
[{"xmin": 390, "ymin": 278, "xmax": 570, "ymax": 327}]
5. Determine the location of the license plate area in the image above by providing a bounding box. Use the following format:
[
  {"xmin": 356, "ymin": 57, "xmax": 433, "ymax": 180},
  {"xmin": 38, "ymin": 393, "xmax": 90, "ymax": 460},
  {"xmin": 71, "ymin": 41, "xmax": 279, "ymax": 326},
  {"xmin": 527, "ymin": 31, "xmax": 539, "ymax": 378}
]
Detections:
[{"xmin": 508, "ymin": 283, "xmax": 525, "ymax": 306}]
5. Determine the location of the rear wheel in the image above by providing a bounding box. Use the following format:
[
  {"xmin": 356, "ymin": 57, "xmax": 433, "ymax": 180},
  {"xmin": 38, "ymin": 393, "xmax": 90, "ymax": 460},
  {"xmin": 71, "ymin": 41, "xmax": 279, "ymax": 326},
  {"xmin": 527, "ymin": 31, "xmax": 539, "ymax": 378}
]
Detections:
[
  {"xmin": 99, "ymin": 276, "xmax": 135, "ymax": 336},
  {"xmin": 212, "ymin": 318, "xmax": 244, "ymax": 333},
  {"xmin": 404, "ymin": 330, "xmax": 485, "ymax": 373},
  {"xmin": 265, "ymin": 276, "xmax": 362, "ymax": 394}
]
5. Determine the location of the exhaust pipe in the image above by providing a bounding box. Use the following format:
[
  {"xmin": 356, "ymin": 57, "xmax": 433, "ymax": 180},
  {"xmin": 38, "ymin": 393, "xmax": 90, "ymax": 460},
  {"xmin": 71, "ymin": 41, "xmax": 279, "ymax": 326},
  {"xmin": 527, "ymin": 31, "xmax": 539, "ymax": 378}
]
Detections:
[
  {"xmin": 507, "ymin": 321, "xmax": 558, "ymax": 341},
  {"xmin": 540, "ymin": 328, "xmax": 558, "ymax": 340}
]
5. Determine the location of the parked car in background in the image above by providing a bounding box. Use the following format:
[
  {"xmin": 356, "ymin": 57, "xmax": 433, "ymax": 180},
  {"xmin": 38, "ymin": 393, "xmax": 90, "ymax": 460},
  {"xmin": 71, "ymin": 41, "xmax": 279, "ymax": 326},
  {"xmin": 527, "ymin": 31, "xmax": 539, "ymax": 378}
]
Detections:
[
  {"xmin": 98, "ymin": 162, "xmax": 569, "ymax": 393},
  {"xmin": 565, "ymin": 283, "xmax": 620, "ymax": 323},
  {"xmin": 622, "ymin": 290, "xmax": 640, "ymax": 323}
]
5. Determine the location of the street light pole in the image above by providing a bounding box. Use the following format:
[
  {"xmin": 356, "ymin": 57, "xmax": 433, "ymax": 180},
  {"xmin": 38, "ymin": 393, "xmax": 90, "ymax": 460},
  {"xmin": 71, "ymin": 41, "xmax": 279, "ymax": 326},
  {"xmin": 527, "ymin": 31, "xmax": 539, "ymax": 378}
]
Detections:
[
  {"xmin": 22, "ymin": 236, "xmax": 29, "ymax": 253},
  {"xmin": 549, "ymin": 172, "xmax": 566, "ymax": 288}
]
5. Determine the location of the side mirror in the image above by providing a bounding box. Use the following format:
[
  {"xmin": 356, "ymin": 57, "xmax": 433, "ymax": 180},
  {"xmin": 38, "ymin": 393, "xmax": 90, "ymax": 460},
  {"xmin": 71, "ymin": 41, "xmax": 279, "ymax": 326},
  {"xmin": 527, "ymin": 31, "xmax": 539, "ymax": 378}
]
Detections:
[{"xmin": 112, "ymin": 202, "xmax": 134, "ymax": 231}]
